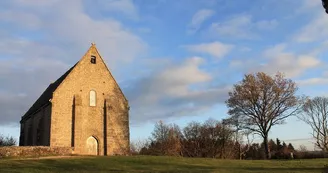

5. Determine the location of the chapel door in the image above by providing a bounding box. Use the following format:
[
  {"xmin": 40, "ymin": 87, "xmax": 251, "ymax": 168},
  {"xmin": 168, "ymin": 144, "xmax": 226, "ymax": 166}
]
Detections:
[{"xmin": 86, "ymin": 136, "xmax": 98, "ymax": 155}]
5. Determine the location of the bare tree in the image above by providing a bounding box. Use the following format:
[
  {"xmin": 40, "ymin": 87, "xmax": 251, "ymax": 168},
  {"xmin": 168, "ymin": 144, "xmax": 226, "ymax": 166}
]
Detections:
[
  {"xmin": 151, "ymin": 120, "xmax": 170, "ymax": 143},
  {"xmin": 299, "ymin": 96, "xmax": 328, "ymax": 152},
  {"xmin": 226, "ymin": 72, "xmax": 300, "ymax": 159},
  {"xmin": 0, "ymin": 134, "xmax": 16, "ymax": 146},
  {"xmin": 222, "ymin": 116, "xmax": 243, "ymax": 159},
  {"xmin": 181, "ymin": 121, "xmax": 203, "ymax": 157},
  {"xmin": 181, "ymin": 119, "xmax": 234, "ymax": 158},
  {"xmin": 146, "ymin": 121, "xmax": 183, "ymax": 156},
  {"xmin": 130, "ymin": 139, "xmax": 150, "ymax": 155},
  {"xmin": 239, "ymin": 130, "xmax": 255, "ymax": 159}
]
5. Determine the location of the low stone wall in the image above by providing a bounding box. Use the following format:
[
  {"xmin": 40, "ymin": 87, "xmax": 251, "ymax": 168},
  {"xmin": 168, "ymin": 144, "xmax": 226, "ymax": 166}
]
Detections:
[{"xmin": 0, "ymin": 146, "xmax": 73, "ymax": 158}]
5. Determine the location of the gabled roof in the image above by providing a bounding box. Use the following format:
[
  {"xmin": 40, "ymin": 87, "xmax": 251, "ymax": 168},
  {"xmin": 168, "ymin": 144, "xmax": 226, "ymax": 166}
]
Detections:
[
  {"xmin": 21, "ymin": 43, "xmax": 128, "ymax": 121},
  {"xmin": 21, "ymin": 63, "xmax": 77, "ymax": 120}
]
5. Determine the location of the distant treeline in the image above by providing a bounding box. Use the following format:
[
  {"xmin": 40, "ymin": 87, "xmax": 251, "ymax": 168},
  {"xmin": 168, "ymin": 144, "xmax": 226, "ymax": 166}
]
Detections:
[
  {"xmin": 0, "ymin": 134, "xmax": 16, "ymax": 147},
  {"xmin": 131, "ymin": 120, "xmax": 327, "ymax": 160},
  {"xmin": 130, "ymin": 72, "xmax": 328, "ymax": 160}
]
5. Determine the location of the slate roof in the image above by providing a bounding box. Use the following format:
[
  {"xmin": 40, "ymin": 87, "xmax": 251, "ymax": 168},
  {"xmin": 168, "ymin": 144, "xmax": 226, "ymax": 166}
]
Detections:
[{"xmin": 21, "ymin": 63, "xmax": 77, "ymax": 120}]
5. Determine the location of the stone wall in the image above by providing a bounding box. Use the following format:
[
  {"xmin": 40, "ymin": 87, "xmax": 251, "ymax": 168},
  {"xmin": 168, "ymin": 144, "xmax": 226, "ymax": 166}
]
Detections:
[
  {"xmin": 20, "ymin": 104, "xmax": 51, "ymax": 146},
  {"xmin": 0, "ymin": 146, "xmax": 73, "ymax": 158},
  {"xmin": 16, "ymin": 44, "xmax": 129, "ymax": 156},
  {"xmin": 50, "ymin": 45, "xmax": 129, "ymax": 155}
]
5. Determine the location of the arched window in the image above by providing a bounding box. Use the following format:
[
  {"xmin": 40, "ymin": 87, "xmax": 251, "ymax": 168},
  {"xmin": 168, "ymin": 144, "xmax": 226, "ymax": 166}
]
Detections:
[
  {"xmin": 91, "ymin": 55, "xmax": 96, "ymax": 64},
  {"xmin": 90, "ymin": 90, "xmax": 96, "ymax": 106}
]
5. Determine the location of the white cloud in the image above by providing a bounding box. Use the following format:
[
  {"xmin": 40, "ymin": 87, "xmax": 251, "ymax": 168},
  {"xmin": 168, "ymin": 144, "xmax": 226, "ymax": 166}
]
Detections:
[
  {"xmin": 231, "ymin": 43, "xmax": 321, "ymax": 78},
  {"xmin": 229, "ymin": 60, "xmax": 243, "ymax": 68},
  {"xmin": 126, "ymin": 57, "xmax": 229, "ymax": 123},
  {"xmin": 297, "ymin": 78, "xmax": 328, "ymax": 86},
  {"xmin": 187, "ymin": 9, "xmax": 215, "ymax": 34},
  {"xmin": 298, "ymin": 55, "xmax": 321, "ymax": 67},
  {"xmin": 9, "ymin": 0, "xmax": 59, "ymax": 7},
  {"xmin": 262, "ymin": 43, "xmax": 287, "ymax": 57},
  {"xmin": 184, "ymin": 41, "xmax": 234, "ymax": 59},
  {"xmin": 256, "ymin": 19, "xmax": 278, "ymax": 30},
  {"xmin": 130, "ymin": 57, "xmax": 211, "ymax": 100},
  {"xmin": 156, "ymin": 57, "xmax": 211, "ymax": 96},
  {"xmin": 298, "ymin": 0, "xmax": 322, "ymax": 12},
  {"xmin": 293, "ymin": 12, "xmax": 328, "ymax": 43},
  {"xmin": 0, "ymin": 11, "xmax": 42, "ymax": 30},
  {"xmin": 1, "ymin": 0, "xmax": 147, "ymax": 65},
  {"xmin": 207, "ymin": 15, "xmax": 278, "ymax": 39},
  {"xmin": 323, "ymin": 71, "xmax": 328, "ymax": 77},
  {"xmin": 96, "ymin": 0, "xmax": 139, "ymax": 20},
  {"xmin": 137, "ymin": 27, "xmax": 152, "ymax": 33},
  {"xmin": 297, "ymin": 68, "xmax": 328, "ymax": 86},
  {"xmin": 0, "ymin": 0, "xmax": 147, "ymax": 125},
  {"xmin": 239, "ymin": 46, "xmax": 252, "ymax": 52},
  {"xmin": 293, "ymin": 0, "xmax": 328, "ymax": 43},
  {"xmin": 208, "ymin": 15, "xmax": 254, "ymax": 39},
  {"xmin": 0, "ymin": 53, "xmax": 69, "ymax": 126},
  {"xmin": 258, "ymin": 44, "xmax": 321, "ymax": 78}
]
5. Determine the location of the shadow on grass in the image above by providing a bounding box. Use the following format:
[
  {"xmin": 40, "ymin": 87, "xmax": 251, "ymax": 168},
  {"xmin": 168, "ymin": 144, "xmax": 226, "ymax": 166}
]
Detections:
[
  {"xmin": 1, "ymin": 157, "xmax": 328, "ymax": 173},
  {"xmin": 243, "ymin": 167, "xmax": 327, "ymax": 173},
  {"xmin": 0, "ymin": 158, "xmax": 217, "ymax": 173}
]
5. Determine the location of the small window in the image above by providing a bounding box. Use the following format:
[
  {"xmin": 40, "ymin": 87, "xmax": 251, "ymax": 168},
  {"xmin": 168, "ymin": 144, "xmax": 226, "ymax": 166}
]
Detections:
[
  {"xmin": 91, "ymin": 55, "xmax": 96, "ymax": 64},
  {"xmin": 90, "ymin": 90, "xmax": 96, "ymax": 106}
]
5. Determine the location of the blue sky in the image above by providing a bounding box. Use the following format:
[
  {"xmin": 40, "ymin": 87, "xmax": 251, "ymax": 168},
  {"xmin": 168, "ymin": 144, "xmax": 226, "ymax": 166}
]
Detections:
[{"xmin": 0, "ymin": 0, "xmax": 327, "ymax": 150}]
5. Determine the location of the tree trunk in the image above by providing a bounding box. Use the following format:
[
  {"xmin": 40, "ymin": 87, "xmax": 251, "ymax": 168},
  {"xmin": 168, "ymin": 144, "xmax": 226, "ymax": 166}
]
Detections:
[
  {"xmin": 263, "ymin": 135, "xmax": 271, "ymax": 159},
  {"xmin": 238, "ymin": 142, "xmax": 242, "ymax": 160}
]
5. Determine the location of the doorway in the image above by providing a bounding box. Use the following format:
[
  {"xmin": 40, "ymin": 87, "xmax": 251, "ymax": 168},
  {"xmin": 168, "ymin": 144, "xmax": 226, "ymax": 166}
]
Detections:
[{"xmin": 86, "ymin": 136, "xmax": 98, "ymax": 155}]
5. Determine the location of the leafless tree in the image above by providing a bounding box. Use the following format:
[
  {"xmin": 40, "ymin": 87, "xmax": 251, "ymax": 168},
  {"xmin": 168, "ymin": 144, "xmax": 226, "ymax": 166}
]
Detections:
[
  {"xmin": 222, "ymin": 116, "xmax": 244, "ymax": 159},
  {"xmin": 130, "ymin": 139, "xmax": 150, "ymax": 155},
  {"xmin": 151, "ymin": 120, "xmax": 170, "ymax": 144},
  {"xmin": 239, "ymin": 130, "xmax": 255, "ymax": 159},
  {"xmin": 299, "ymin": 145, "xmax": 308, "ymax": 152},
  {"xmin": 179, "ymin": 119, "xmax": 235, "ymax": 158},
  {"xmin": 226, "ymin": 72, "xmax": 301, "ymax": 159},
  {"xmin": 0, "ymin": 134, "xmax": 16, "ymax": 146},
  {"xmin": 146, "ymin": 121, "xmax": 182, "ymax": 156},
  {"xmin": 299, "ymin": 96, "xmax": 328, "ymax": 152},
  {"xmin": 181, "ymin": 121, "xmax": 203, "ymax": 157}
]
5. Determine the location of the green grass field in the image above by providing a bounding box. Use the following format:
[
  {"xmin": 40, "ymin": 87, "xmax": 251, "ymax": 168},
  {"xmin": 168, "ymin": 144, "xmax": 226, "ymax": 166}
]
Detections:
[{"xmin": 0, "ymin": 156, "xmax": 327, "ymax": 173}]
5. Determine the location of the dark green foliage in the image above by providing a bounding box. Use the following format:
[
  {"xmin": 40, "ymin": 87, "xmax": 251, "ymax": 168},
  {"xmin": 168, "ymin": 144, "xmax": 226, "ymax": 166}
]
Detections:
[
  {"xmin": 242, "ymin": 138, "xmax": 300, "ymax": 160},
  {"xmin": 268, "ymin": 139, "xmax": 277, "ymax": 154},
  {"xmin": 276, "ymin": 138, "xmax": 282, "ymax": 150},
  {"xmin": 288, "ymin": 143, "xmax": 295, "ymax": 151}
]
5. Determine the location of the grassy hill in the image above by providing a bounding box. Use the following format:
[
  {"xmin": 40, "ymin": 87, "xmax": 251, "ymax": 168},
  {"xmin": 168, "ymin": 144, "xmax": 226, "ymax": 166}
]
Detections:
[{"xmin": 0, "ymin": 155, "xmax": 327, "ymax": 173}]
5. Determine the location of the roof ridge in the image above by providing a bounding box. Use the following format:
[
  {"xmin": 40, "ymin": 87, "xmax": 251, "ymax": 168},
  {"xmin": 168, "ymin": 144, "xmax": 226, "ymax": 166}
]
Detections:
[
  {"xmin": 21, "ymin": 63, "xmax": 77, "ymax": 120},
  {"xmin": 93, "ymin": 45, "xmax": 128, "ymax": 103},
  {"xmin": 21, "ymin": 43, "xmax": 129, "ymax": 121}
]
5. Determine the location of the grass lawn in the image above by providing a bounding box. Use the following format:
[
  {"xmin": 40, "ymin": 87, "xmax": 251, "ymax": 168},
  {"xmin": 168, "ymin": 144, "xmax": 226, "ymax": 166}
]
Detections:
[{"xmin": 0, "ymin": 155, "xmax": 327, "ymax": 173}]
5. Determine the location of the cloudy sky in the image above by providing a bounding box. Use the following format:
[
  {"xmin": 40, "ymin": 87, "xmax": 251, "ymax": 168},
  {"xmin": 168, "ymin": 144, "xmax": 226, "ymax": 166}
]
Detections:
[{"xmin": 0, "ymin": 0, "xmax": 327, "ymax": 149}]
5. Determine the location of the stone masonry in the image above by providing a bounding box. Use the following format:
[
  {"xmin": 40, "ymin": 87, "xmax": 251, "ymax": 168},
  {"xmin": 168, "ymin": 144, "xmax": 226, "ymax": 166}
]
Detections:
[{"xmin": 19, "ymin": 43, "xmax": 130, "ymax": 156}]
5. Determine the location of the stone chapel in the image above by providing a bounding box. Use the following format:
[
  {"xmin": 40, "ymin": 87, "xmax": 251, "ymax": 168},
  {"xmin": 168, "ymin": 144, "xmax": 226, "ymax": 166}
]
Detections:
[{"xmin": 19, "ymin": 43, "xmax": 130, "ymax": 156}]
